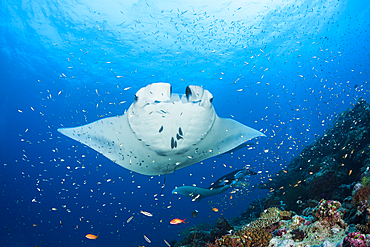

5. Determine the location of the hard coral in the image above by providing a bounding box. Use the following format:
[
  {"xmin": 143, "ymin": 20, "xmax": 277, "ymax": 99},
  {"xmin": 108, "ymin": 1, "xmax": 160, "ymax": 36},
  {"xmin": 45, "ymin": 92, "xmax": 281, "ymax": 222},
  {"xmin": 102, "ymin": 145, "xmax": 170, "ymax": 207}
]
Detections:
[
  {"xmin": 313, "ymin": 199, "xmax": 346, "ymax": 228},
  {"xmin": 215, "ymin": 227, "xmax": 272, "ymax": 247},
  {"xmin": 239, "ymin": 228, "xmax": 272, "ymax": 246},
  {"xmin": 342, "ymin": 232, "xmax": 370, "ymax": 247},
  {"xmin": 216, "ymin": 235, "xmax": 242, "ymax": 247},
  {"xmin": 291, "ymin": 215, "xmax": 305, "ymax": 226},
  {"xmin": 243, "ymin": 207, "xmax": 292, "ymax": 230}
]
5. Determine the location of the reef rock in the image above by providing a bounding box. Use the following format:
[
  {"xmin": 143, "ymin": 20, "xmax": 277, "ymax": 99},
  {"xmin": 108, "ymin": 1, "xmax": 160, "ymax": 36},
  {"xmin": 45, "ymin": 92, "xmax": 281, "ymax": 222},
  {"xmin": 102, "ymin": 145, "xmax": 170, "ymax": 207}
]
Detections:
[
  {"xmin": 267, "ymin": 200, "xmax": 347, "ymax": 246},
  {"xmin": 261, "ymin": 99, "xmax": 370, "ymax": 213}
]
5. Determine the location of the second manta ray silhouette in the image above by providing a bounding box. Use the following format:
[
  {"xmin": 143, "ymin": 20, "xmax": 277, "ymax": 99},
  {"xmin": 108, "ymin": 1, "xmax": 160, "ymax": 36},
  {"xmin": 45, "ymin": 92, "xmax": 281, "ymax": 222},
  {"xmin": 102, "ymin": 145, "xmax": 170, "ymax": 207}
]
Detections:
[{"xmin": 172, "ymin": 168, "xmax": 257, "ymax": 202}]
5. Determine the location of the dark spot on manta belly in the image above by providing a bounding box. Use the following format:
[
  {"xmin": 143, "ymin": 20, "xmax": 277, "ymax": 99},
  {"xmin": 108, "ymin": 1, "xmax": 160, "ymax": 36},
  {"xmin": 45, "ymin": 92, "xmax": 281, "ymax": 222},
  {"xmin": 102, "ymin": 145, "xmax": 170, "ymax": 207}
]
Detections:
[
  {"xmin": 159, "ymin": 126, "xmax": 164, "ymax": 133},
  {"xmin": 185, "ymin": 86, "xmax": 192, "ymax": 100},
  {"xmin": 178, "ymin": 127, "xmax": 183, "ymax": 136},
  {"xmin": 171, "ymin": 137, "xmax": 175, "ymax": 149}
]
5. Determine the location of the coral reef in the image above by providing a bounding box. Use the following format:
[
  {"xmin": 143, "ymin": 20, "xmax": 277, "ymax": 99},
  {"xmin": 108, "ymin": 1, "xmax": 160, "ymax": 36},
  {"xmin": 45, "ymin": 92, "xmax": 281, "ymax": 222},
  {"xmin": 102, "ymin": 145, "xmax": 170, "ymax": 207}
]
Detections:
[
  {"xmin": 261, "ymin": 100, "xmax": 370, "ymax": 213},
  {"xmin": 312, "ymin": 199, "xmax": 347, "ymax": 228},
  {"xmin": 215, "ymin": 228, "xmax": 272, "ymax": 247},
  {"xmin": 243, "ymin": 207, "xmax": 292, "ymax": 230},
  {"xmin": 342, "ymin": 232, "xmax": 370, "ymax": 247},
  {"xmin": 352, "ymin": 182, "xmax": 370, "ymax": 206},
  {"xmin": 268, "ymin": 200, "xmax": 348, "ymax": 246},
  {"xmin": 272, "ymin": 228, "xmax": 287, "ymax": 237},
  {"xmin": 174, "ymin": 217, "xmax": 232, "ymax": 247},
  {"xmin": 213, "ymin": 217, "xmax": 232, "ymax": 236}
]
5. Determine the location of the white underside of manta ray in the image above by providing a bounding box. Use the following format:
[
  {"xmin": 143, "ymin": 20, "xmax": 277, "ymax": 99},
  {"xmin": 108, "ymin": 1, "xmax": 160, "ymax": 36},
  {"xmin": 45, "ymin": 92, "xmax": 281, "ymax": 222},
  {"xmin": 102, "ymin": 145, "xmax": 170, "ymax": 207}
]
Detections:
[{"xmin": 58, "ymin": 83, "xmax": 266, "ymax": 176}]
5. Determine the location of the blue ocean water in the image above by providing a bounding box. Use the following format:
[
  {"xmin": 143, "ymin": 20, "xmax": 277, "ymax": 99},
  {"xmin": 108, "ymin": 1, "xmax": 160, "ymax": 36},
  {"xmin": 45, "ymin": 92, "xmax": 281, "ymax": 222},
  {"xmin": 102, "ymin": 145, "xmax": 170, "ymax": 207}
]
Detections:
[{"xmin": 1, "ymin": 0, "xmax": 369, "ymax": 246}]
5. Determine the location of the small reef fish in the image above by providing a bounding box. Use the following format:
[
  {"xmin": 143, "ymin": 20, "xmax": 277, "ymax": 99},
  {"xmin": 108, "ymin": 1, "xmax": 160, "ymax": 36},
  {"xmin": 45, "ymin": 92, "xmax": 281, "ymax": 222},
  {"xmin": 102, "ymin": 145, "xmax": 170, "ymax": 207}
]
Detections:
[
  {"xmin": 140, "ymin": 210, "xmax": 153, "ymax": 217},
  {"xmin": 85, "ymin": 234, "xmax": 98, "ymax": 239},
  {"xmin": 143, "ymin": 234, "xmax": 151, "ymax": 243},
  {"xmin": 191, "ymin": 210, "xmax": 198, "ymax": 218},
  {"xmin": 127, "ymin": 215, "xmax": 134, "ymax": 223},
  {"xmin": 170, "ymin": 218, "xmax": 186, "ymax": 225},
  {"xmin": 164, "ymin": 239, "xmax": 171, "ymax": 246},
  {"xmin": 212, "ymin": 208, "xmax": 219, "ymax": 212}
]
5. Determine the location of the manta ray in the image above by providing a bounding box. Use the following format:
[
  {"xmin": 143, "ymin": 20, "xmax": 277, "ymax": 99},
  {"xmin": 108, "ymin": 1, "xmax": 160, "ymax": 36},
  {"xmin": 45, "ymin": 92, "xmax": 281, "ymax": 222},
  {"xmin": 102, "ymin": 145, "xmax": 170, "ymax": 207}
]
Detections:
[
  {"xmin": 172, "ymin": 168, "xmax": 258, "ymax": 202},
  {"xmin": 58, "ymin": 83, "xmax": 265, "ymax": 176}
]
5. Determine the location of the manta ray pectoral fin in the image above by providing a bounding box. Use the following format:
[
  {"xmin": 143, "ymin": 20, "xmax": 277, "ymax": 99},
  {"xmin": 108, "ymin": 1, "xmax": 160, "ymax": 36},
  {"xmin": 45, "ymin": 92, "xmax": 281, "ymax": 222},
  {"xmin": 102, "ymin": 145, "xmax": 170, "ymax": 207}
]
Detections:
[
  {"xmin": 225, "ymin": 142, "xmax": 256, "ymax": 154},
  {"xmin": 172, "ymin": 185, "xmax": 230, "ymax": 202}
]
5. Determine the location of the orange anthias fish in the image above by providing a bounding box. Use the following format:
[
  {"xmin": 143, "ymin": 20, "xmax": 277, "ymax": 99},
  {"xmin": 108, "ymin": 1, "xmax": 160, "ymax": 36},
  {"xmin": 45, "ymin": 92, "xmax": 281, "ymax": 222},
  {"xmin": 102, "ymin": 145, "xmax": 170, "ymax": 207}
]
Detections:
[
  {"xmin": 85, "ymin": 234, "xmax": 98, "ymax": 240},
  {"xmin": 170, "ymin": 218, "xmax": 186, "ymax": 225},
  {"xmin": 212, "ymin": 208, "xmax": 219, "ymax": 212}
]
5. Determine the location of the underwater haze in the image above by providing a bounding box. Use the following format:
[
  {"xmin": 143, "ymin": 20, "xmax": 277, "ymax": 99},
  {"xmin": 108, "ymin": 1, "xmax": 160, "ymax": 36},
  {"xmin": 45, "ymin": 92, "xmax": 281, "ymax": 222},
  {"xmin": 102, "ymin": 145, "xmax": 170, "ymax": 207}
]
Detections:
[{"xmin": 1, "ymin": 0, "xmax": 369, "ymax": 246}]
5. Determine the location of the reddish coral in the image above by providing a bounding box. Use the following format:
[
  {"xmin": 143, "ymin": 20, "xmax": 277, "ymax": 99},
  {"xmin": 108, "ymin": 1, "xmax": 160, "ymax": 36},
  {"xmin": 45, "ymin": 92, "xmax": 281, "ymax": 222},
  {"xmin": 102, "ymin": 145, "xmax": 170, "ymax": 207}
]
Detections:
[
  {"xmin": 272, "ymin": 228, "xmax": 287, "ymax": 237},
  {"xmin": 342, "ymin": 232, "xmax": 370, "ymax": 247}
]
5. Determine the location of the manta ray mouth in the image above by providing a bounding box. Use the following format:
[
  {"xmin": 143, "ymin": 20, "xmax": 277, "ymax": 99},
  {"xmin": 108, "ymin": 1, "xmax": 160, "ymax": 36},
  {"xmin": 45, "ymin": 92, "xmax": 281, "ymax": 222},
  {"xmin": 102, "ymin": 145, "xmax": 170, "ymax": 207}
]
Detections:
[
  {"xmin": 127, "ymin": 83, "xmax": 216, "ymax": 154},
  {"xmin": 57, "ymin": 83, "xmax": 265, "ymax": 176}
]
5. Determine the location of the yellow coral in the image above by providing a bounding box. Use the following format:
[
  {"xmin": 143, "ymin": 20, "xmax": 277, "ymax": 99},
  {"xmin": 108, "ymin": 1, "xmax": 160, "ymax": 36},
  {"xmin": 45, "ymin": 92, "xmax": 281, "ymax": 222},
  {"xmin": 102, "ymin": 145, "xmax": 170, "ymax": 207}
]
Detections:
[{"xmin": 361, "ymin": 176, "xmax": 370, "ymax": 186}]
